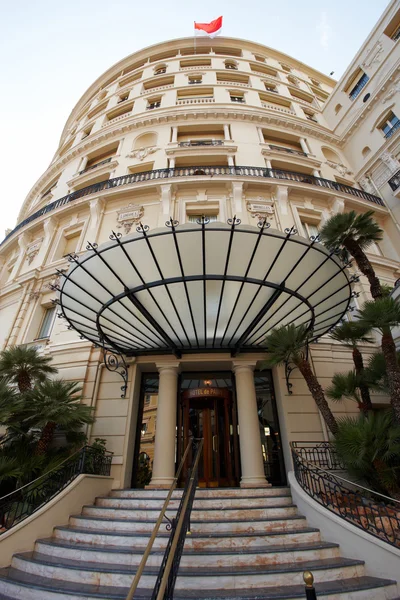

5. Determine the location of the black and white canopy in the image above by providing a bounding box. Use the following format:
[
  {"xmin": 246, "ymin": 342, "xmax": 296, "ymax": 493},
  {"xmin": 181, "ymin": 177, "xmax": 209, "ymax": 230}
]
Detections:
[{"xmin": 57, "ymin": 219, "xmax": 353, "ymax": 356}]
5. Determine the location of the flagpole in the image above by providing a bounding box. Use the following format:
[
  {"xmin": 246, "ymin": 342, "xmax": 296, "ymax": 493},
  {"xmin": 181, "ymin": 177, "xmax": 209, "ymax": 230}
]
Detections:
[{"xmin": 194, "ymin": 21, "xmax": 196, "ymax": 54}]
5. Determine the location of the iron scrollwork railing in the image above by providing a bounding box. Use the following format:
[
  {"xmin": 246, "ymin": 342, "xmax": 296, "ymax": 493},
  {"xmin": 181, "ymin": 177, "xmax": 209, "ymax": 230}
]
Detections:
[
  {"xmin": 2, "ymin": 165, "xmax": 384, "ymax": 246},
  {"xmin": 152, "ymin": 438, "xmax": 204, "ymax": 600},
  {"xmin": 291, "ymin": 442, "xmax": 400, "ymax": 549},
  {"xmin": 0, "ymin": 445, "xmax": 112, "ymax": 533}
]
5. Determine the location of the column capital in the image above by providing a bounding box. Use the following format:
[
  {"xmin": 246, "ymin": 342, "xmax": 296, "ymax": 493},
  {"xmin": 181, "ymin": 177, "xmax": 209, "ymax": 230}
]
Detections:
[
  {"xmin": 232, "ymin": 359, "xmax": 257, "ymax": 374},
  {"xmin": 156, "ymin": 361, "xmax": 181, "ymax": 374}
]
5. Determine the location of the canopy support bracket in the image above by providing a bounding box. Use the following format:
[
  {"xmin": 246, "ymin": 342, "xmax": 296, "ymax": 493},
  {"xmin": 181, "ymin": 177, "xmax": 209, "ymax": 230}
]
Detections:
[{"xmin": 102, "ymin": 346, "xmax": 129, "ymax": 398}]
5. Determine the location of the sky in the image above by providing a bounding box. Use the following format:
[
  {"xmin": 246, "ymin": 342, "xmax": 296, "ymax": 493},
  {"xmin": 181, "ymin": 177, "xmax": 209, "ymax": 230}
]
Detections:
[{"xmin": 0, "ymin": 0, "xmax": 390, "ymax": 236}]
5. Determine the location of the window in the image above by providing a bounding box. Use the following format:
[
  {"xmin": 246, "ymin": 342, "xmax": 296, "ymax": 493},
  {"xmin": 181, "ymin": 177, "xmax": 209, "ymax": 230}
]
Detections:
[
  {"xmin": 63, "ymin": 232, "xmax": 81, "ymax": 257},
  {"xmin": 384, "ymin": 10, "xmax": 400, "ymax": 41},
  {"xmin": 81, "ymin": 125, "xmax": 93, "ymax": 139},
  {"xmin": 230, "ymin": 93, "xmax": 245, "ymax": 103},
  {"xmin": 117, "ymin": 93, "xmax": 129, "ymax": 104},
  {"xmin": 304, "ymin": 110, "xmax": 318, "ymax": 123},
  {"xmin": 189, "ymin": 75, "xmax": 202, "ymax": 84},
  {"xmin": 36, "ymin": 307, "xmax": 56, "ymax": 340},
  {"xmin": 188, "ymin": 214, "xmax": 218, "ymax": 223},
  {"xmin": 379, "ymin": 111, "xmax": 400, "ymax": 138},
  {"xmin": 301, "ymin": 220, "xmax": 319, "ymax": 239},
  {"xmin": 225, "ymin": 61, "xmax": 238, "ymax": 70},
  {"xmin": 141, "ymin": 422, "xmax": 148, "ymax": 435},
  {"xmin": 154, "ymin": 66, "xmax": 167, "ymax": 75},
  {"xmin": 310, "ymin": 78, "xmax": 321, "ymax": 88},
  {"xmin": 334, "ymin": 103, "xmax": 342, "ymax": 115},
  {"xmin": 147, "ymin": 98, "xmax": 161, "ymax": 110},
  {"xmin": 144, "ymin": 394, "xmax": 151, "ymax": 405},
  {"xmin": 264, "ymin": 83, "xmax": 277, "ymax": 93},
  {"xmin": 281, "ymin": 64, "xmax": 291, "ymax": 72},
  {"xmin": 348, "ymin": 72, "xmax": 369, "ymax": 100}
]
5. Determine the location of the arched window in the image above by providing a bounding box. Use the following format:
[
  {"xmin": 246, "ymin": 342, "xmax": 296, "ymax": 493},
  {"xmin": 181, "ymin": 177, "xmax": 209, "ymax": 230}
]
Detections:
[
  {"xmin": 334, "ymin": 103, "xmax": 342, "ymax": 115},
  {"xmin": 154, "ymin": 63, "xmax": 167, "ymax": 76},
  {"xmin": 362, "ymin": 146, "xmax": 371, "ymax": 158},
  {"xmin": 321, "ymin": 146, "xmax": 342, "ymax": 163},
  {"xmin": 133, "ymin": 132, "xmax": 158, "ymax": 149},
  {"xmin": 225, "ymin": 60, "xmax": 238, "ymax": 70}
]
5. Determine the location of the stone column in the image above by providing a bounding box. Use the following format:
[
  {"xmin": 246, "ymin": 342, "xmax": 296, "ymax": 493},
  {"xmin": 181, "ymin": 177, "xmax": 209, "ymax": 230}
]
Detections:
[
  {"xmin": 78, "ymin": 156, "xmax": 88, "ymax": 173},
  {"xmin": 223, "ymin": 124, "xmax": 231, "ymax": 140},
  {"xmin": 171, "ymin": 126, "xmax": 178, "ymax": 143},
  {"xmin": 228, "ymin": 155, "xmax": 235, "ymax": 167},
  {"xmin": 257, "ymin": 127, "xmax": 265, "ymax": 143},
  {"xmin": 169, "ymin": 157, "xmax": 176, "ymax": 169},
  {"xmin": 299, "ymin": 138, "xmax": 309, "ymax": 154},
  {"xmin": 233, "ymin": 362, "xmax": 270, "ymax": 487},
  {"xmin": 313, "ymin": 169, "xmax": 321, "ymax": 178},
  {"xmin": 265, "ymin": 159, "xmax": 272, "ymax": 169},
  {"xmin": 148, "ymin": 363, "xmax": 180, "ymax": 488}
]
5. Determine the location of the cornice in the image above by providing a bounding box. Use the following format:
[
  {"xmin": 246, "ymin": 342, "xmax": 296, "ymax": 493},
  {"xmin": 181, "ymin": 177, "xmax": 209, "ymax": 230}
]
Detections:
[{"xmin": 20, "ymin": 106, "xmax": 340, "ymax": 222}]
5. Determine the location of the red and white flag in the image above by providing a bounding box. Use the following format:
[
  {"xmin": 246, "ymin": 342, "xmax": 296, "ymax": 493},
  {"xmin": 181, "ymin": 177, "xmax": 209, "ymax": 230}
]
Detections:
[{"xmin": 194, "ymin": 16, "xmax": 223, "ymax": 38}]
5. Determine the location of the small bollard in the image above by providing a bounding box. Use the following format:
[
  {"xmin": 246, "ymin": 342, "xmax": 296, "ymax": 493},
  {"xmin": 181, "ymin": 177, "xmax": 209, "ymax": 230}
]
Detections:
[{"xmin": 303, "ymin": 571, "xmax": 317, "ymax": 600}]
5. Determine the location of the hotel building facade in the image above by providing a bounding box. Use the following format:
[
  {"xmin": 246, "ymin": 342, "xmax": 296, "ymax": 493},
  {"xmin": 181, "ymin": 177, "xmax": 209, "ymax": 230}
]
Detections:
[{"xmin": 1, "ymin": 2, "xmax": 400, "ymax": 494}]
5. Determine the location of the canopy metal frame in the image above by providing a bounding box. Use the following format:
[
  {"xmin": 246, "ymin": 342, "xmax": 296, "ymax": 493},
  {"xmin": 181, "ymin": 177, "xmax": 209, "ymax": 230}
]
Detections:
[{"xmin": 53, "ymin": 217, "xmax": 355, "ymax": 397}]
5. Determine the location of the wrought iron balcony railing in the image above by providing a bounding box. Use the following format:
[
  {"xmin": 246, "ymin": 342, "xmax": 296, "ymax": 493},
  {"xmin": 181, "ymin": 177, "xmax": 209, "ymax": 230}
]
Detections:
[
  {"xmin": 2, "ymin": 165, "xmax": 384, "ymax": 245},
  {"xmin": 78, "ymin": 156, "xmax": 113, "ymax": 176},
  {"xmin": 0, "ymin": 445, "xmax": 113, "ymax": 533},
  {"xmin": 291, "ymin": 442, "xmax": 400, "ymax": 549},
  {"xmin": 385, "ymin": 119, "xmax": 400, "ymax": 139},
  {"xmin": 388, "ymin": 168, "xmax": 400, "ymax": 190},
  {"xmin": 178, "ymin": 140, "xmax": 224, "ymax": 147},
  {"xmin": 268, "ymin": 144, "xmax": 307, "ymax": 157}
]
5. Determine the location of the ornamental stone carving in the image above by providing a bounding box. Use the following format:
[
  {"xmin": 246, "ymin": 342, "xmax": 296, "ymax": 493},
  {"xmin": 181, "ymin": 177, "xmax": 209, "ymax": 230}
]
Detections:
[
  {"xmin": 359, "ymin": 176, "xmax": 375, "ymax": 195},
  {"xmin": 362, "ymin": 41, "xmax": 384, "ymax": 68},
  {"xmin": 126, "ymin": 146, "xmax": 158, "ymax": 161},
  {"xmin": 117, "ymin": 203, "xmax": 144, "ymax": 234},
  {"xmin": 382, "ymin": 77, "xmax": 400, "ymax": 103},
  {"xmin": 381, "ymin": 151, "xmax": 400, "ymax": 172},
  {"xmin": 25, "ymin": 238, "xmax": 43, "ymax": 265},
  {"xmin": 246, "ymin": 199, "xmax": 274, "ymax": 220},
  {"xmin": 325, "ymin": 161, "xmax": 353, "ymax": 177}
]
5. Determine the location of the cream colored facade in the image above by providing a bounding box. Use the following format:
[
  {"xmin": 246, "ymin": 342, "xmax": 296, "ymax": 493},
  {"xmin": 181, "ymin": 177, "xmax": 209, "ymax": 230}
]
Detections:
[{"xmin": 2, "ymin": 13, "xmax": 400, "ymax": 489}]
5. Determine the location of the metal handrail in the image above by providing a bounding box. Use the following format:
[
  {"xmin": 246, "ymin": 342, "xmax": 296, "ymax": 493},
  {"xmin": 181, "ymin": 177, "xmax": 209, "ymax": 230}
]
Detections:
[
  {"xmin": 0, "ymin": 445, "xmax": 113, "ymax": 532},
  {"xmin": 154, "ymin": 438, "xmax": 204, "ymax": 600},
  {"xmin": 290, "ymin": 442, "xmax": 400, "ymax": 548},
  {"xmin": 125, "ymin": 439, "xmax": 193, "ymax": 600}
]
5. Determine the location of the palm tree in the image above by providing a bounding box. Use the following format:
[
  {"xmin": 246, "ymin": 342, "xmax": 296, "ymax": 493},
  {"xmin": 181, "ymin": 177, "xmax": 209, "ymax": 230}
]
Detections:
[
  {"xmin": 0, "ymin": 346, "xmax": 57, "ymax": 392},
  {"xmin": 364, "ymin": 351, "xmax": 400, "ymax": 394},
  {"xmin": 358, "ymin": 297, "xmax": 400, "ymax": 423},
  {"xmin": 334, "ymin": 411, "xmax": 400, "ymax": 496},
  {"xmin": 329, "ymin": 321, "xmax": 373, "ymax": 411},
  {"xmin": 319, "ymin": 210, "xmax": 383, "ymax": 299},
  {"xmin": 262, "ymin": 324, "xmax": 338, "ymax": 435},
  {"xmin": 326, "ymin": 371, "xmax": 365, "ymax": 411},
  {"xmin": 26, "ymin": 379, "xmax": 94, "ymax": 455}
]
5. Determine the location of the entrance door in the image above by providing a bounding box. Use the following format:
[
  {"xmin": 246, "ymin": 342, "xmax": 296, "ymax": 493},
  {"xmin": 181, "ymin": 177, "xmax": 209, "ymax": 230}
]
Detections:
[{"xmin": 181, "ymin": 388, "xmax": 236, "ymax": 487}]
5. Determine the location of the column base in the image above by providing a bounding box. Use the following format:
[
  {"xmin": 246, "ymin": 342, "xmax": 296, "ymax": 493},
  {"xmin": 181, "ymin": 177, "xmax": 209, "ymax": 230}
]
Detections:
[
  {"xmin": 240, "ymin": 476, "xmax": 271, "ymax": 488},
  {"xmin": 146, "ymin": 477, "xmax": 174, "ymax": 489}
]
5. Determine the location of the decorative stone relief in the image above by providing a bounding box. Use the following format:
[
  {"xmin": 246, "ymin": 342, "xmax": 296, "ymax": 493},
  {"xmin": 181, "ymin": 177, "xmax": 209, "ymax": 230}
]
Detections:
[
  {"xmin": 381, "ymin": 151, "xmax": 400, "ymax": 172},
  {"xmin": 325, "ymin": 161, "xmax": 353, "ymax": 177},
  {"xmin": 126, "ymin": 146, "xmax": 158, "ymax": 161},
  {"xmin": 28, "ymin": 291, "xmax": 41, "ymax": 300},
  {"xmin": 246, "ymin": 198, "xmax": 275, "ymax": 220},
  {"xmin": 359, "ymin": 176, "xmax": 376, "ymax": 195},
  {"xmin": 25, "ymin": 238, "xmax": 43, "ymax": 265},
  {"xmin": 382, "ymin": 77, "xmax": 400, "ymax": 103},
  {"xmin": 117, "ymin": 203, "xmax": 144, "ymax": 235},
  {"xmin": 362, "ymin": 41, "xmax": 384, "ymax": 68}
]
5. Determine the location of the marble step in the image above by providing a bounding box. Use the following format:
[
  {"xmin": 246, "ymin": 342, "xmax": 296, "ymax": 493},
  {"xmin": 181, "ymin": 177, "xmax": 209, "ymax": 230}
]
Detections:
[
  {"xmin": 109, "ymin": 487, "xmax": 290, "ymax": 499},
  {"xmin": 95, "ymin": 495, "xmax": 294, "ymax": 510},
  {"xmin": 0, "ymin": 569, "xmax": 398, "ymax": 600},
  {"xmin": 69, "ymin": 513, "xmax": 309, "ymax": 534},
  {"xmin": 53, "ymin": 525, "xmax": 322, "ymax": 549},
  {"xmin": 35, "ymin": 538, "xmax": 341, "ymax": 568},
  {"xmin": 11, "ymin": 553, "xmax": 367, "ymax": 590},
  {"xmin": 82, "ymin": 504, "xmax": 299, "ymax": 521}
]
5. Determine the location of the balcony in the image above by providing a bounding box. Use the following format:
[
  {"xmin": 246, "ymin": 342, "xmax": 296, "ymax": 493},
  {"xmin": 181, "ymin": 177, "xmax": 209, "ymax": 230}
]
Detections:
[
  {"xmin": 268, "ymin": 144, "xmax": 307, "ymax": 157},
  {"xmin": 4, "ymin": 165, "xmax": 385, "ymax": 246},
  {"xmin": 261, "ymin": 102, "xmax": 296, "ymax": 115},
  {"xmin": 178, "ymin": 140, "xmax": 224, "ymax": 147},
  {"xmin": 176, "ymin": 97, "xmax": 215, "ymax": 105},
  {"xmin": 388, "ymin": 169, "xmax": 400, "ymax": 190}
]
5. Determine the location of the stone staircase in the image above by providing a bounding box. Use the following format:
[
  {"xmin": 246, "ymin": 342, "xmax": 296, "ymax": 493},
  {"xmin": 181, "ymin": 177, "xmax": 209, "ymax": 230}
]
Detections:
[{"xmin": 0, "ymin": 487, "xmax": 398, "ymax": 599}]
